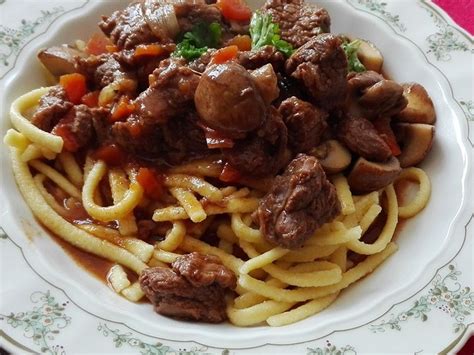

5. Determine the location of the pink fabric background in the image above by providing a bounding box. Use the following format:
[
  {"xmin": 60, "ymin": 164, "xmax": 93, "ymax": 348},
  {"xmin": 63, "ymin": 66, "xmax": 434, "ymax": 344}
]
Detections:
[{"xmin": 433, "ymin": 0, "xmax": 474, "ymax": 35}]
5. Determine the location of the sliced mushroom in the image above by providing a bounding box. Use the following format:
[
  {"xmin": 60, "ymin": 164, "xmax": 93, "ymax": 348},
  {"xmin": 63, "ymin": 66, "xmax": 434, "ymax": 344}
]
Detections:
[
  {"xmin": 309, "ymin": 140, "xmax": 352, "ymax": 174},
  {"xmin": 357, "ymin": 39, "xmax": 384, "ymax": 73},
  {"xmin": 395, "ymin": 83, "xmax": 436, "ymax": 124},
  {"xmin": 347, "ymin": 36, "xmax": 384, "ymax": 73},
  {"xmin": 250, "ymin": 64, "xmax": 280, "ymax": 105},
  {"xmin": 348, "ymin": 156, "xmax": 401, "ymax": 193},
  {"xmin": 394, "ymin": 123, "xmax": 435, "ymax": 168},
  {"xmin": 38, "ymin": 45, "xmax": 85, "ymax": 77}
]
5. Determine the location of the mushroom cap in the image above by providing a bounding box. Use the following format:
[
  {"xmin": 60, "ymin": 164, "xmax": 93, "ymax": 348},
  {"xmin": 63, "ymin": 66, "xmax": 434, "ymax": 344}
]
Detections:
[
  {"xmin": 395, "ymin": 123, "xmax": 435, "ymax": 168},
  {"xmin": 310, "ymin": 140, "xmax": 352, "ymax": 174},
  {"xmin": 395, "ymin": 83, "xmax": 436, "ymax": 124},
  {"xmin": 348, "ymin": 156, "xmax": 401, "ymax": 193}
]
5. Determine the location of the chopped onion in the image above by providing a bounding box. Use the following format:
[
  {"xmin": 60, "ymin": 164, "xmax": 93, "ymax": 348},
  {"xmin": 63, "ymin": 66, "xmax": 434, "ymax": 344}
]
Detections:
[{"xmin": 143, "ymin": 0, "xmax": 180, "ymax": 40}]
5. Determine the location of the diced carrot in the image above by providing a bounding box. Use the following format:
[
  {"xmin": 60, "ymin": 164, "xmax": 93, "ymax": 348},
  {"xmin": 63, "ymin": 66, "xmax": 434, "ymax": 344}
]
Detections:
[
  {"xmin": 373, "ymin": 117, "xmax": 401, "ymax": 156},
  {"xmin": 210, "ymin": 45, "xmax": 239, "ymax": 65},
  {"xmin": 219, "ymin": 162, "xmax": 241, "ymax": 183},
  {"xmin": 86, "ymin": 33, "xmax": 111, "ymax": 55},
  {"xmin": 217, "ymin": 0, "xmax": 252, "ymax": 21},
  {"xmin": 59, "ymin": 73, "xmax": 87, "ymax": 104},
  {"xmin": 51, "ymin": 111, "xmax": 79, "ymax": 152},
  {"xmin": 105, "ymin": 44, "xmax": 118, "ymax": 53},
  {"xmin": 52, "ymin": 125, "xmax": 79, "ymax": 152},
  {"xmin": 93, "ymin": 144, "xmax": 125, "ymax": 166},
  {"xmin": 136, "ymin": 167, "xmax": 164, "ymax": 200},
  {"xmin": 134, "ymin": 44, "xmax": 164, "ymax": 58},
  {"xmin": 81, "ymin": 90, "xmax": 100, "ymax": 108},
  {"xmin": 228, "ymin": 35, "xmax": 252, "ymax": 51},
  {"xmin": 110, "ymin": 96, "xmax": 136, "ymax": 123}
]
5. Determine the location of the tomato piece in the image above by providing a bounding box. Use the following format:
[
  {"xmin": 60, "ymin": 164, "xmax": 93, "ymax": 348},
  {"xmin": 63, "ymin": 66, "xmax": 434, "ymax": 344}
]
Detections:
[
  {"xmin": 217, "ymin": 0, "xmax": 252, "ymax": 21},
  {"xmin": 93, "ymin": 144, "xmax": 125, "ymax": 166},
  {"xmin": 110, "ymin": 96, "xmax": 136, "ymax": 123},
  {"xmin": 52, "ymin": 124, "xmax": 79, "ymax": 152},
  {"xmin": 86, "ymin": 33, "xmax": 111, "ymax": 55},
  {"xmin": 228, "ymin": 35, "xmax": 252, "ymax": 51},
  {"xmin": 81, "ymin": 91, "xmax": 100, "ymax": 108},
  {"xmin": 210, "ymin": 45, "xmax": 239, "ymax": 65},
  {"xmin": 219, "ymin": 162, "xmax": 241, "ymax": 183},
  {"xmin": 136, "ymin": 167, "xmax": 164, "ymax": 200},
  {"xmin": 59, "ymin": 73, "xmax": 87, "ymax": 104},
  {"xmin": 105, "ymin": 44, "xmax": 118, "ymax": 53},
  {"xmin": 373, "ymin": 117, "xmax": 401, "ymax": 156},
  {"xmin": 202, "ymin": 126, "xmax": 235, "ymax": 149},
  {"xmin": 134, "ymin": 44, "xmax": 164, "ymax": 58}
]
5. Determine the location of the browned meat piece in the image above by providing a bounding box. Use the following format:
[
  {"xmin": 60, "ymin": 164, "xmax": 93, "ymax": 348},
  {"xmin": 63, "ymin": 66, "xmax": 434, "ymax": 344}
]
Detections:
[
  {"xmin": 162, "ymin": 113, "xmax": 208, "ymax": 164},
  {"xmin": 237, "ymin": 45, "xmax": 285, "ymax": 71},
  {"xmin": 286, "ymin": 34, "xmax": 348, "ymax": 111},
  {"xmin": 223, "ymin": 107, "xmax": 288, "ymax": 176},
  {"xmin": 136, "ymin": 59, "xmax": 200, "ymax": 124},
  {"xmin": 279, "ymin": 96, "xmax": 328, "ymax": 152},
  {"xmin": 37, "ymin": 46, "xmax": 85, "ymax": 77},
  {"xmin": 51, "ymin": 105, "xmax": 94, "ymax": 152},
  {"xmin": 111, "ymin": 115, "xmax": 164, "ymax": 157},
  {"xmin": 348, "ymin": 71, "xmax": 408, "ymax": 118},
  {"xmin": 172, "ymin": 252, "xmax": 236, "ymax": 288},
  {"xmin": 337, "ymin": 116, "xmax": 392, "ymax": 162},
  {"xmin": 77, "ymin": 53, "xmax": 137, "ymax": 89},
  {"xmin": 256, "ymin": 154, "xmax": 340, "ymax": 249},
  {"xmin": 263, "ymin": 0, "xmax": 330, "ymax": 48},
  {"xmin": 139, "ymin": 252, "xmax": 236, "ymax": 323},
  {"xmin": 188, "ymin": 49, "xmax": 216, "ymax": 73},
  {"xmin": 175, "ymin": 3, "xmax": 224, "ymax": 32},
  {"xmin": 111, "ymin": 60, "xmax": 201, "ymax": 159},
  {"xmin": 194, "ymin": 62, "xmax": 266, "ymax": 138},
  {"xmin": 90, "ymin": 107, "xmax": 111, "ymax": 143},
  {"xmin": 30, "ymin": 86, "xmax": 73, "ymax": 131},
  {"xmin": 99, "ymin": 2, "xmax": 159, "ymax": 49}
]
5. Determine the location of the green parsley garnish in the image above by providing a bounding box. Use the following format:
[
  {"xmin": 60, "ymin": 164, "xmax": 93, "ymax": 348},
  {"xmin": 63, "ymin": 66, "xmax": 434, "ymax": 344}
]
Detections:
[
  {"xmin": 342, "ymin": 39, "xmax": 366, "ymax": 73},
  {"xmin": 249, "ymin": 11, "xmax": 294, "ymax": 57},
  {"xmin": 174, "ymin": 22, "xmax": 222, "ymax": 60}
]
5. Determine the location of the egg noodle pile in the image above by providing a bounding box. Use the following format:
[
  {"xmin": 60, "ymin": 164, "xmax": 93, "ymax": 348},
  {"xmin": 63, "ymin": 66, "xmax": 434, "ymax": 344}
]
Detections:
[{"xmin": 4, "ymin": 87, "xmax": 431, "ymax": 326}]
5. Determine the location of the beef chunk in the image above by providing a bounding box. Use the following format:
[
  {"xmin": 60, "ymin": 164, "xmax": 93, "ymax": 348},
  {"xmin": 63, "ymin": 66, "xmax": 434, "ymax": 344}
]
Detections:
[
  {"xmin": 139, "ymin": 252, "xmax": 236, "ymax": 323},
  {"xmin": 111, "ymin": 60, "xmax": 200, "ymax": 159},
  {"xmin": 237, "ymin": 45, "xmax": 285, "ymax": 71},
  {"xmin": 257, "ymin": 154, "xmax": 340, "ymax": 249},
  {"xmin": 263, "ymin": 0, "xmax": 330, "ymax": 48},
  {"xmin": 172, "ymin": 252, "xmax": 236, "ymax": 288},
  {"xmin": 161, "ymin": 113, "xmax": 208, "ymax": 164},
  {"xmin": 337, "ymin": 116, "xmax": 391, "ymax": 162},
  {"xmin": 51, "ymin": 105, "xmax": 94, "ymax": 152},
  {"xmin": 136, "ymin": 59, "xmax": 200, "ymax": 124},
  {"xmin": 285, "ymin": 34, "xmax": 348, "ymax": 111},
  {"xmin": 111, "ymin": 115, "xmax": 164, "ymax": 157},
  {"xmin": 31, "ymin": 86, "xmax": 73, "ymax": 131},
  {"xmin": 223, "ymin": 107, "xmax": 288, "ymax": 176},
  {"xmin": 279, "ymin": 96, "xmax": 328, "ymax": 152},
  {"xmin": 76, "ymin": 53, "xmax": 137, "ymax": 91},
  {"xmin": 175, "ymin": 3, "xmax": 223, "ymax": 33},
  {"xmin": 99, "ymin": 2, "xmax": 159, "ymax": 49}
]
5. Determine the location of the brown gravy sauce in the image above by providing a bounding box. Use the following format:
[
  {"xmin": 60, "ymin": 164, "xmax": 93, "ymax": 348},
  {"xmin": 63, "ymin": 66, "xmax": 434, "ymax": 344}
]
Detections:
[{"xmin": 50, "ymin": 231, "xmax": 114, "ymax": 281}]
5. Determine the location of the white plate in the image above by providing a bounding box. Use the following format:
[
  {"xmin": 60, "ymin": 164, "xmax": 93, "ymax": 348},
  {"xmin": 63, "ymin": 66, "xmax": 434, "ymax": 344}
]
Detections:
[{"xmin": 1, "ymin": 0, "xmax": 473, "ymax": 353}]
